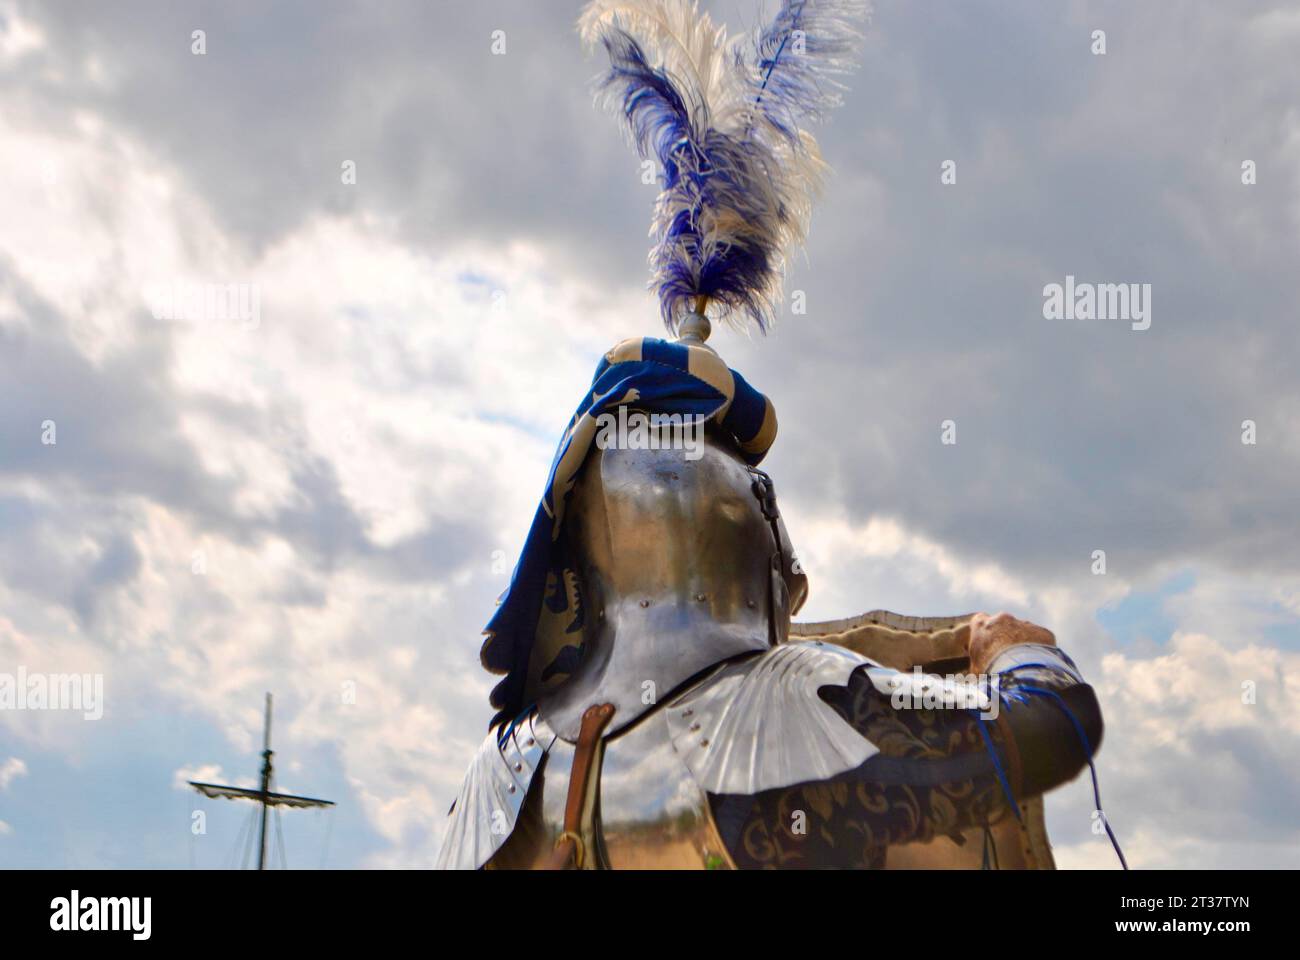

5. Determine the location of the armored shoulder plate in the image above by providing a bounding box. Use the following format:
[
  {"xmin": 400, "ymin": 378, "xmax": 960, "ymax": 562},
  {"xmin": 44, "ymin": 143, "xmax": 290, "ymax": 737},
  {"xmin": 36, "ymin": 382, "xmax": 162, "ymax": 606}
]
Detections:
[
  {"xmin": 441, "ymin": 641, "xmax": 899, "ymax": 868},
  {"xmin": 435, "ymin": 712, "xmax": 556, "ymax": 870},
  {"xmin": 665, "ymin": 639, "xmax": 879, "ymax": 795}
]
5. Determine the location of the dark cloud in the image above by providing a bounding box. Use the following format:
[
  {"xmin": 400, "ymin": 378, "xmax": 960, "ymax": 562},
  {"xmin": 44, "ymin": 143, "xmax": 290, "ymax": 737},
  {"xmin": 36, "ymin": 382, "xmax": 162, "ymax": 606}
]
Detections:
[
  {"xmin": 730, "ymin": 0, "xmax": 1300, "ymax": 586},
  {"xmin": 7, "ymin": 0, "xmax": 650, "ymax": 281}
]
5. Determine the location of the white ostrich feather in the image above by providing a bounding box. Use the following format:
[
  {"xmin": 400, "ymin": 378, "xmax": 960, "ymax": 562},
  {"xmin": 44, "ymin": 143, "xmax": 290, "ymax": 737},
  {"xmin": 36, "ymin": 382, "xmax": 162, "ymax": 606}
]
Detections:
[{"xmin": 580, "ymin": 0, "xmax": 867, "ymax": 332}]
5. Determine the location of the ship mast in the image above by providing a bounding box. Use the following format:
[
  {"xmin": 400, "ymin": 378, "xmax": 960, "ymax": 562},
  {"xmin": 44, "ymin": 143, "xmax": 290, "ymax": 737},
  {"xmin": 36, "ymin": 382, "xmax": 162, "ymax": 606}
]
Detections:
[{"xmin": 189, "ymin": 692, "xmax": 334, "ymax": 869}]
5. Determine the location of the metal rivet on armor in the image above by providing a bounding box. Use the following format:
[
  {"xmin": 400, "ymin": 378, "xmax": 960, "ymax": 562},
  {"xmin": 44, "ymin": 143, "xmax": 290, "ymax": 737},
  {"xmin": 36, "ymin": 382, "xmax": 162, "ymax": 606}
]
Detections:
[
  {"xmin": 526, "ymin": 738, "xmax": 535, "ymax": 747},
  {"xmin": 598, "ymin": 609, "xmax": 605, "ymax": 619},
  {"xmin": 695, "ymin": 593, "xmax": 707, "ymax": 602},
  {"xmin": 514, "ymin": 763, "xmax": 523, "ymax": 772},
  {"xmin": 508, "ymin": 784, "xmax": 516, "ymax": 794},
  {"xmin": 682, "ymin": 709, "xmax": 693, "ymax": 717},
  {"xmin": 690, "ymin": 723, "xmax": 701, "ymax": 732},
  {"xmin": 700, "ymin": 739, "xmax": 710, "ymax": 748},
  {"xmin": 746, "ymin": 599, "xmax": 756, "ymax": 608},
  {"xmin": 639, "ymin": 599, "xmax": 650, "ymax": 608}
]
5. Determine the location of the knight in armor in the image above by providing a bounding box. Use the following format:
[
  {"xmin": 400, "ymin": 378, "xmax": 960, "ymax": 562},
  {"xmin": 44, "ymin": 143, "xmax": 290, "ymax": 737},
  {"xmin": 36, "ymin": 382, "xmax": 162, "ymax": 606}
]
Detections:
[{"xmin": 437, "ymin": 1, "xmax": 1115, "ymax": 870}]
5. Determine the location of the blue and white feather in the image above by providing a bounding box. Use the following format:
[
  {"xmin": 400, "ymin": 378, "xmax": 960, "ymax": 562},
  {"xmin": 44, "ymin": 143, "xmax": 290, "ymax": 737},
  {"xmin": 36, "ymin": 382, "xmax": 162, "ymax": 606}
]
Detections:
[{"xmin": 579, "ymin": 0, "xmax": 868, "ymax": 333}]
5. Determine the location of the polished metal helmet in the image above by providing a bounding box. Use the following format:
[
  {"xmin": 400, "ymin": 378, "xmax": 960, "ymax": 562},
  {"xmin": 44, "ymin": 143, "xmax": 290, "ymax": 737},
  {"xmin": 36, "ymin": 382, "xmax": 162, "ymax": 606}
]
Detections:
[{"xmin": 535, "ymin": 425, "xmax": 806, "ymax": 741}]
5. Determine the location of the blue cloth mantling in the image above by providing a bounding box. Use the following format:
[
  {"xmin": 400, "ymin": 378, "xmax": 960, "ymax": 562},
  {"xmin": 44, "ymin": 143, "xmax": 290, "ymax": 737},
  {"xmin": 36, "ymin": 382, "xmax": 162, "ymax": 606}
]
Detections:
[{"xmin": 479, "ymin": 337, "xmax": 776, "ymax": 727}]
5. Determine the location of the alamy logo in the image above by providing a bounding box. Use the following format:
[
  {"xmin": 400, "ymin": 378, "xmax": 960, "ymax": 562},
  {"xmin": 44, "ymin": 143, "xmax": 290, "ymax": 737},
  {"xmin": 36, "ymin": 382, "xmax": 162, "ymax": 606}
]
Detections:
[
  {"xmin": 50, "ymin": 891, "xmax": 151, "ymax": 940},
  {"xmin": 594, "ymin": 407, "xmax": 706, "ymax": 461},
  {"xmin": 885, "ymin": 666, "xmax": 1001, "ymax": 720},
  {"xmin": 0, "ymin": 668, "xmax": 102, "ymax": 719},
  {"xmin": 1042, "ymin": 274, "xmax": 1151, "ymax": 330},
  {"xmin": 142, "ymin": 281, "xmax": 261, "ymax": 329}
]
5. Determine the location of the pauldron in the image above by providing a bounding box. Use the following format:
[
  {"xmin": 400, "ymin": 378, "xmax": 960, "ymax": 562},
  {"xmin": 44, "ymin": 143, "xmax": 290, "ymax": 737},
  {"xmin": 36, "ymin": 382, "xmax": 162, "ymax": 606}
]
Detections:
[{"xmin": 436, "ymin": 640, "xmax": 876, "ymax": 870}]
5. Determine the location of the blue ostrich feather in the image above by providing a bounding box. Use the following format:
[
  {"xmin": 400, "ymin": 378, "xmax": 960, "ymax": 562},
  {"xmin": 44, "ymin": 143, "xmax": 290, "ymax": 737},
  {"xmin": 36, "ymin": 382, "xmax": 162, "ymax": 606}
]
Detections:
[
  {"xmin": 751, "ymin": 0, "xmax": 868, "ymax": 143},
  {"xmin": 598, "ymin": 29, "xmax": 701, "ymax": 189},
  {"xmin": 584, "ymin": 1, "xmax": 867, "ymax": 332}
]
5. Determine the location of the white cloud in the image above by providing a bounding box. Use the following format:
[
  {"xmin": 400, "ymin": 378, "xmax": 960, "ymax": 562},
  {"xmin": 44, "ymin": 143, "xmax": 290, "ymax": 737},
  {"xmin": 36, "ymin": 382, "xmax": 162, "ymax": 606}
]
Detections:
[
  {"xmin": 0, "ymin": 756, "xmax": 27, "ymax": 790},
  {"xmin": 172, "ymin": 763, "xmax": 231, "ymax": 791},
  {"xmin": 0, "ymin": 2, "xmax": 44, "ymax": 61}
]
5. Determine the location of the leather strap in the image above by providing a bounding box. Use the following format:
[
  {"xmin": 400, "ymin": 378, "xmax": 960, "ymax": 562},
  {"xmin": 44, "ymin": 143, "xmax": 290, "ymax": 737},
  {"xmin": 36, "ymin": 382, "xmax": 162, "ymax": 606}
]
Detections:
[
  {"xmin": 544, "ymin": 702, "xmax": 615, "ymax": 869},
  {"xmin": 747, "ymin": 467, "xmax": 790, "ymax": 646}
]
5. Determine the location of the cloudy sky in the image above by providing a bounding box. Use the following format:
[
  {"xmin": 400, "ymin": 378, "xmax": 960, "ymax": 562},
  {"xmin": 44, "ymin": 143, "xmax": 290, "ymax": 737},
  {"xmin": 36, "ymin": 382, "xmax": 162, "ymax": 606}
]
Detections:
[{"xmin": 1, "ymin": 0, "xmax": 1298, "ymax": 869}]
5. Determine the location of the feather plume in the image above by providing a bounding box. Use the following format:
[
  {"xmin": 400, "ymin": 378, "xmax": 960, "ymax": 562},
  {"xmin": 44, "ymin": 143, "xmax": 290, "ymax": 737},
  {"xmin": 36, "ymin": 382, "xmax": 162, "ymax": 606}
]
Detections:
[
  {"xmin": 580, "ymin": 0, "xmax": 868, "ymax": 333},
  {"xmin": 750, "ymin": 0, "xmax": 869, "ymax": 143}
]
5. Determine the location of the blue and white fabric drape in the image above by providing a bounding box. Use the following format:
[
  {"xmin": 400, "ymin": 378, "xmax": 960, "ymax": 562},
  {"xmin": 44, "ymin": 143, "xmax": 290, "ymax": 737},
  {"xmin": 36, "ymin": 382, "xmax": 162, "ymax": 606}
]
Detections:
[{"xmin": 479, "ymin": 337, "xmax": 777, "ymax": 727}]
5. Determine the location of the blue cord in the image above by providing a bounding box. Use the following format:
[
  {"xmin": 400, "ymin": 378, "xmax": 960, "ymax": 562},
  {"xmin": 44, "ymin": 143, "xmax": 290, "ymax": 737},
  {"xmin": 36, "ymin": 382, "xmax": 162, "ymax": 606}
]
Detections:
[
  {"xmin": 496, "ymin": 703, "xmax": 536, "ymax": 748},
  {"xmin": 995, "ymin": 671, "xmax": 1130, "ymax": 871},
  {"xmin": 974, "ymin": 713, "xmax": 1022, "ymax": 823}
]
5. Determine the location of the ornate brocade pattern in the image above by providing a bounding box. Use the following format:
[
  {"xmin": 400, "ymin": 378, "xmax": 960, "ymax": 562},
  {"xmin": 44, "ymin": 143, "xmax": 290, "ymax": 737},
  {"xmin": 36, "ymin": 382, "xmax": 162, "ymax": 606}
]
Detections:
[{"xmin": 716, "ymin": 670, "xmax": 1011, "ymax": 869}]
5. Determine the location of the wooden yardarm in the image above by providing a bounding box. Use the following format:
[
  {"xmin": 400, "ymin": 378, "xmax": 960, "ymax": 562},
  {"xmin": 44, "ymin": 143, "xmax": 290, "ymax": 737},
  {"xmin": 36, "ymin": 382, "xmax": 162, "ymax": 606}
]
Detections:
[{"xmin": 188, "ymin": 693, "xmax": 335, "ymax": 869}]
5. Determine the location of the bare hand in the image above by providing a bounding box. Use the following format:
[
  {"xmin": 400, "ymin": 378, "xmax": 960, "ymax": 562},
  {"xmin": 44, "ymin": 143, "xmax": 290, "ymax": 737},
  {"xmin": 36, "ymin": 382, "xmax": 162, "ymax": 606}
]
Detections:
[{"xmin": 967, "ymin": 611, "xmax": 1056, "ymax": 675}]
